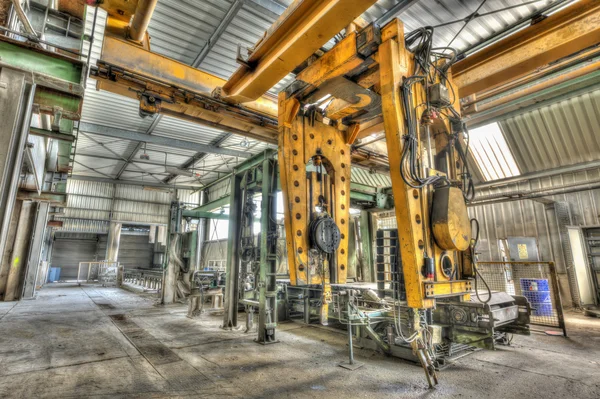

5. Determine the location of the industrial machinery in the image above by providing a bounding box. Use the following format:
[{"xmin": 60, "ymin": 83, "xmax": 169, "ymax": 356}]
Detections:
[
  {"xmin": 74, "ymin": 0, "xmax": 590, "ymax": 388},
  {"xmin": 274, "ymin": 18, "xmax": 532, "ymax": 384}
]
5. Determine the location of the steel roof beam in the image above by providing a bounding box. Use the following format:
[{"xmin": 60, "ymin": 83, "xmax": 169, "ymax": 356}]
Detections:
[
  {"xmin": 163, "ymin": 133, "xmax": 233, "ymax": 184},
  {"xmin": 78, "ymin": 122, "xmax": 251, "ymax": 158},
  {"xmin": 115, "ymin": 114, "xmax": 162, "ymax": 179},
  {"xmin": 375, "ymin": 0, "xmax": 421, "ymax": 26},
  {"xmin": 453, "ymin": 0, "xmax": 600, "ymax": 98},
  {"xmin": 192, "ymin": 0, "xmax": 246, "ymax": 68},
  {"xmin": 69, "ymin": 175, "xmax": 199, "ymax": 190}
]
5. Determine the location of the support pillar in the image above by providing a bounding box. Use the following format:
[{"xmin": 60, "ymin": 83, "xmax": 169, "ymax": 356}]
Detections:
[
  {"xmin": 222, "ymin": 172, "xmax": 244, "ymax": 329},
  {"xmin": 359, "ymin": 211, "xmax": 374, "ymax": 282},
  {"xmin": 106, "ymin": 221, "xmax": 122, "ymax": 286},
  {"xmin": 257, "ymin": 157, "xmax": 278, "ymax": 343},
  {"xmin": 3, "ymin": 201, "xmax": 36, "ymax": 301},
  {"xmin": 22, "ymin": 202, "xmax": 50, "ymax": 299},
  {"xmin": 0, "ymin": 68, "xmax": 35, "ymax": 270}
]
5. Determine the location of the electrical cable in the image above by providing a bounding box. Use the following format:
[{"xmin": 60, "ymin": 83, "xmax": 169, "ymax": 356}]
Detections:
[{"xmin": 470, "ymin": 218, "xmax": 492, "ymax": 304}]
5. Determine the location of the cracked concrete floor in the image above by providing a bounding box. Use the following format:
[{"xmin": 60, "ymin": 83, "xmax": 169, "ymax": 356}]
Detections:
[{"xmin": 0, "ymin": 283, "xmax": 599, "ymax": 398}]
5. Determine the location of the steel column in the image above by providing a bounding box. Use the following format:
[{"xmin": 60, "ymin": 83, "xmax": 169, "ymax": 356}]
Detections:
[
  {"xmin": 21, "ymin": 202, "xmax": 50, "ymax": 299},
  {"xmin": 0, "ymin": 68, "xmax": 35, "ymax": 269},
  {"xmin": 257, "ymin": 157, "xmax": 278, "ymax": 343},
  {"xmin": 359, "ymin": 211, "xmax": 374, "ymax": 282},
  {"xmin": 222, "ymin": 171, "xmax": 244, "ymax": 329}
]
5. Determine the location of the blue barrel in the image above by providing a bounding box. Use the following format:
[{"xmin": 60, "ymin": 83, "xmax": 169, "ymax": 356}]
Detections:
[
  {"xmin": 47, "ymin": 267, "xmax": 61, "ymax": 282},
  {"xmin": 520, "ymin": 278, "xmax": 552, "ymax": 316}
]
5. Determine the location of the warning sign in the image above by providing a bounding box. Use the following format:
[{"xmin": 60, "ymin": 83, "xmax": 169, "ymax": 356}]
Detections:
[{"xmin": 518, "ymin": 244, "xmax": 529, "ymax": 259}]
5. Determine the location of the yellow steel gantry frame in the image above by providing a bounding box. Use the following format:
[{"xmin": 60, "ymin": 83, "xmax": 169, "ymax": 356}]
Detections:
[{"xmin": 85, "ymin": 0, "xmax": 598, "ymax": 313}]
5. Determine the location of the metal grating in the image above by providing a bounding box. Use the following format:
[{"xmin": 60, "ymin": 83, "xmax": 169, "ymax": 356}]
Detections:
[{"xmin": 477, "ymin": 261, "xmax": 566, "ymax": 335}]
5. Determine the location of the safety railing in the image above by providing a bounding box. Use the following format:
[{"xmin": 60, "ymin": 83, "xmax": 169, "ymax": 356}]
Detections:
[
  {"xmin": 123, "ymin": 268, "xmax": 163, "ymax": 292},
  {"xmin": 476, "ymin": 261, "xmax": 567, "ymax": 336}
]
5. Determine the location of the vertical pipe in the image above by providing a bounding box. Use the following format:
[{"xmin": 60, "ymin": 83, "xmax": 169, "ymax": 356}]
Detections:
[
  {"xmin": 196, "ymin": 190, "xmax": 208, "ymax": 272},
  {"xmin": 359, "ymin": 211, "xmax": 374, "ymax": 282},
  {"xmin": 128, "ymin": 0, "xmax": 158, "ymax": 42}
]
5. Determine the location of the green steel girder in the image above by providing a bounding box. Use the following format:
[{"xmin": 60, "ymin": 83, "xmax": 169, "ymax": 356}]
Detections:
[
  {"xmin": 34, "ymin": 88, "xmax": 83, "ymax": 119},
  {"xmin": 29, "ymin": 127, "xmax": 75, "ymax": 142},
  {"xmin": 0, "ymin": 36, "xmax": 85, "ymax": 120},
  {"xmin": 189, "ymin": 182, "xmax": 390, "ymax": 217},
  {"xmin": 181, "ymin": 209, "xmax": 229, "ymax": 220},
  {"xmin": 0, "ymin": 38, "xmax": 84, "ymax": 84}
]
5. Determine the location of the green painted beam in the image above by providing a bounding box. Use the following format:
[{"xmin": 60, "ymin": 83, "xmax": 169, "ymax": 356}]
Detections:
[
  {"xmin": 29, "ymin": 127, "xmax": 75, "ymax": 142},
  {"xmin": 182, "ymin": 209, "xmax": 229, "ymax": 220},
  {"xmin": 0, "ymin": 38, "xmax": 84, "ymax": 83}
]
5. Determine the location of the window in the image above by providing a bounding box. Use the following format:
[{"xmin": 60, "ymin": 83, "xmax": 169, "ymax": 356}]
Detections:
[
  {"xmin": 469, "ymin": 122, "xmax": 520, "ymax": 181},
  {"xmin": 208, "ymin": 206, "xmax": 229, "ymax": 241}
]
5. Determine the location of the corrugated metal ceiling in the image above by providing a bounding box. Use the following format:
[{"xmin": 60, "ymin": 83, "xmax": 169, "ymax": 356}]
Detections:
[
  {"xmin": 75, "ymin": 0, "xmax": 577, "ymax": 189},
  {"xmin": 364, "ymin": 0, "xmax": 558, "ymax": 53},
  {"xmin": 500, "ymin": 87, "xmax": 600, "ymax": 174}
]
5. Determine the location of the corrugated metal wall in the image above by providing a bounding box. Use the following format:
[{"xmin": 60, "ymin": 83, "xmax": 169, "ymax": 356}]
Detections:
[
  {"xmin": 469, "ymin": 167, "xmax": 600, "ymax": 307},
  {"xmin": 56, "ymin": 180, "xmax": 173, "ymax": 234},
  {"xmin": 96, "ymin": 234, "xmax": 154, "ymax": 269},
  {"xmin": 51, "ymin": 233, "xmax": 100, "ymax": 279}
]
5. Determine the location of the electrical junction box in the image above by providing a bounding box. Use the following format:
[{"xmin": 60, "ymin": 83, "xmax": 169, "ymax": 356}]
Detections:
[{"xmin": 428, "ymin": 83, "xmax": 451, "ymax": 108}]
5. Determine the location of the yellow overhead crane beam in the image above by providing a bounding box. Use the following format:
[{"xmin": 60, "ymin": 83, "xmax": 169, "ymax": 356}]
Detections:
[
  {"xmin": 222, "ymin": 0, "xmax": 378, "ymax": 103},
  {"xmin": 453, "ymin": 0, "xmax": 600, "ymax": 101},
  {"xmin": 94, "ymin": 34, "xmax": 280, "ymax": 144}
]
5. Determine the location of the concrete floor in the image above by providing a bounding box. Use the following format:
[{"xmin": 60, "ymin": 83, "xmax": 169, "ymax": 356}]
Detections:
[{"xmin": 0, "ymin": 284, "xmax": 599, "ymax": 398}]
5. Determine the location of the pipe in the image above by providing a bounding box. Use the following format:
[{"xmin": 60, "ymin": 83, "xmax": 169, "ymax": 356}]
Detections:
[
  {"xmin": 128, "ymin": 0, "xmax": 158, "ymax": 42},
  {"xmin": 470, "ymin": 180, "xmax": 600, "ymax": 206},
  {"xmin": 472, "ymin": 60, "xmax": 600, "ymax": 114},
  {"xmin": 10, "ymin": 0, "xmax": 37, "ymax": 36},
  {"xmin": 475, "ymin": 160, "xmax": 600, "ymax": 189}
]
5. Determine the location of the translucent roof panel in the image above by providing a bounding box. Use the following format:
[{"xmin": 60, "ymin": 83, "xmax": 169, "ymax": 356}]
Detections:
[{"xmin": 469, "ymin": 122, "xmax": 521, "ymax": 181}]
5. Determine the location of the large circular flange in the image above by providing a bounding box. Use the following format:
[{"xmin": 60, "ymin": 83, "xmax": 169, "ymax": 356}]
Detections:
[
  {"xmin": 440, "ymin": 252, "xmax": 454, "ymax": 278},
  {"xmin": 309, "ymin": 216, "xmax": 341, "ymax": 254}
]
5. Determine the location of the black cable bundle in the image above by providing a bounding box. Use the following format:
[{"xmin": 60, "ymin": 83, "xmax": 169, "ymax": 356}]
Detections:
[
  {"xmin": 400, "ymin": 77, "xmax": 448, "ymax": 189},
  {"xmin": 451, "ymin": 121, "xmax": 476, "ymax": 202},
  {"xmin": 405, "ymin": 27, "xmax": 435, "ymax": 79}
]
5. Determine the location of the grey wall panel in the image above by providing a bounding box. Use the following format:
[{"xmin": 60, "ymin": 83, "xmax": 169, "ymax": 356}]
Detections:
[
  {"xmin": 51, "ymin": 235, "xmax": 99, "ymax": 279},
  {"xmin": 117, "ymin": 234, "xmax": 154, "ymax": 269},
  {"xmin": 96, "ymin": 233, "xmax": 153, "ymax": 269}
]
